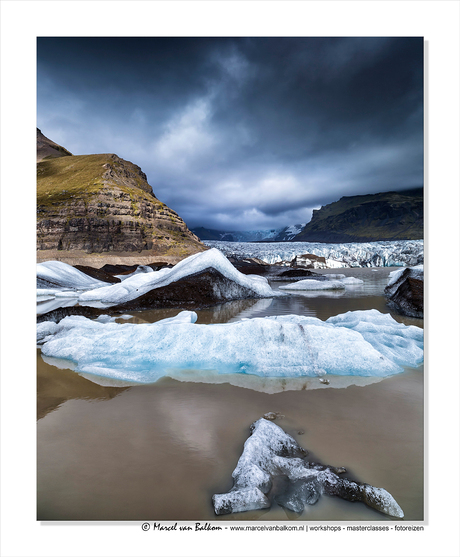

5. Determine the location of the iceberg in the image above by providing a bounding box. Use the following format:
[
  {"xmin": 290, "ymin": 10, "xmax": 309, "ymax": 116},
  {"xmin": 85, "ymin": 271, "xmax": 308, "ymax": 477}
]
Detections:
[
  {"xmin": 39, "ymin": 309, "xmax": 423, "ymax": 384},
  {"xmin": 37, "ymin": 260, "xmax": 109, "ymax": 290},
  {"xmin": 213, "ymin": 418, "xmax": 404, "ymax": 518},
  {"xmin": 279, "ymin": 279, "xmax": 345, "ymax": 291},
  {"xmin": 78, "ymin": 248, "xmax": 278, "ymax": 304}
]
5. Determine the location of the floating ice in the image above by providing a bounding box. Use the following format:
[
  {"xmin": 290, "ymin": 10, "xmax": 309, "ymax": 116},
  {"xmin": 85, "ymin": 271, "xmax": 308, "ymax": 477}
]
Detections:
[
  {"xmin": 37, "ymin": 321, "xmax": 59, "ymax": 345},
  {"xmin": 279, "ymin": 280, "xmax": 345, "ymax": 291},
  {"xmin": 39, "ymin": 309, "xmax": 423, "ymax": 384},
  {"xmin": 213, "ymin": 418, "xmax": 404, "ymax": 518},
  {"xmin": 79, "ymin": 248, "xmax": 278, "ymax": 304},
  {"xmin": 326, "ymin": 309, "xmax": 423, "ymax": 369},
  {"xmin": 339, "ymin": 276, "xmax": 363, "ymax": 285}
]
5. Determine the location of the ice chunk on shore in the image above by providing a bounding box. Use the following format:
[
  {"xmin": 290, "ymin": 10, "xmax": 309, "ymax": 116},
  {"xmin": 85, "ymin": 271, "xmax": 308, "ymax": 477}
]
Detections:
[
  {"xmin": 39, "ymin": 310, "xmax": 423, "ymax": 383},
  {"xmin": 213, "ymin": 418, "xmax": 404, "ymax": 517},
  {"xmin": 79, "ymin": 248, "xmax": 278, "ymax": 304},
  {"xmin": 37, "ymin": 261, "xmax": 109, "ymax": 290}
]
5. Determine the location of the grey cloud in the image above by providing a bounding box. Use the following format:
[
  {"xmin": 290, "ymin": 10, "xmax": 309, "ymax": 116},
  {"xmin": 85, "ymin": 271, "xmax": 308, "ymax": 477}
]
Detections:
[{"xmin": 37, "ymin": 37, "xmax": 423, "ymax": 231}]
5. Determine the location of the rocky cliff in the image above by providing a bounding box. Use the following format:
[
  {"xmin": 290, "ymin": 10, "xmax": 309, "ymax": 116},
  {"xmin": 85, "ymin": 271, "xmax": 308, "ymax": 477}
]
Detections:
[
  {"xmin": 37, "ymin": 131, "xmax": 206, "ymax": 265},
  {"xmin": 37, "ymin": 129, "xmax": 73, "ymax": 162},
  {"xmin": 293, "ymin": 189, "xmax": 423, "ymax": 243}
]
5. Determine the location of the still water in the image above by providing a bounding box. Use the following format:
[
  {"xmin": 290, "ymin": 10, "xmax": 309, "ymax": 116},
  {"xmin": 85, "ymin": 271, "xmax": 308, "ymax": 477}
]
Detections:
[{"xmin": 37, "ymin": 267, "xmax": 424, "ymax": 521}]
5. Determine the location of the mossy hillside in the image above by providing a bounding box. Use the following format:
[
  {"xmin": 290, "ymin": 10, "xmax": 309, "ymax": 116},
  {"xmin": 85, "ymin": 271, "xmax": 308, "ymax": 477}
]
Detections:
[
  {"xmin": 295, "ymin": 189, "xmax": 423, "ymax": 242},
  {"xmin": 37, "ymin": 154, "xmax": 160, "ymax": 209}
]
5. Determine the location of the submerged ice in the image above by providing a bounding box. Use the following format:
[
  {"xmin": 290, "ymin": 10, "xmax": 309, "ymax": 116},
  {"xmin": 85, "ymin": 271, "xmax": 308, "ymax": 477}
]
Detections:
[{"xmin": 39, "ymin": 309, "xmax": 423, "ymax": 383}]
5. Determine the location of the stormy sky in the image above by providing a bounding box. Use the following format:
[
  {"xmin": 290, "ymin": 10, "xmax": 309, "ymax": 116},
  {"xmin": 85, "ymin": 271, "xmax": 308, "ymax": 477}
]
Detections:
[{"xmin": 37, "ymin": 37, "xmax": 423, "ymax": 232}]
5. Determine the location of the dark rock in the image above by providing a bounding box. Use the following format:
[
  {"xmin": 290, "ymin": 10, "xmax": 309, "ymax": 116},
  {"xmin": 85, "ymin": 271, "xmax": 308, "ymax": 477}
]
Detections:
[
  {"xmin": 74, "ymin": 265, "xmax": 121, "ymax": 283},
  {"xmin": 111, "ymin": 267, "xmax": 263, "ymax": 311},
  {"xmin": 37, "ymin": 305, "xmax": 109, "ymax": 324},
  {"xmin": 384, "ymin": 267, "xmax": 423, "ymax": 318},
  {"xmin": 279, "ymin": 268, "xmax": 322, "ymax": 278}
]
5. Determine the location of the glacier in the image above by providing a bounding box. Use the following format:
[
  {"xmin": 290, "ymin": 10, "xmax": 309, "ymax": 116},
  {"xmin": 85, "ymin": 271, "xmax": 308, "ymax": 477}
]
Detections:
[
  {"xmin": 204, "ymin": 239, "xmax": 424, "ymax": 268},
  {"xmin": 39, "ymin": 309, "xmax": 423, "ymax": 384},
  {"xmin": 213, "ymin": 418, "xmax": 404, "ymax": 518}
]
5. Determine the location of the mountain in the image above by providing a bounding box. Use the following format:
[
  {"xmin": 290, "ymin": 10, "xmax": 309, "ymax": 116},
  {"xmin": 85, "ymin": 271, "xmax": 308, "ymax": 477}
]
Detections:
[
  {"xmin": 37, "ymin": 130, "xmax": 206, "ymax": 265},
  {"xmin": 270, "ymin": 223, "xmax": 306, "ymax": 242},
  {"xmin": 191, "ymin": 227, "xmax": 287, "ymax": 242},
  {"xmin": 37, "ymin": 129, "xmax": 73, "ymax": 162},
  {"xmin": 292, "ymin": 189, "xmax": 423, "ymax": 243}
]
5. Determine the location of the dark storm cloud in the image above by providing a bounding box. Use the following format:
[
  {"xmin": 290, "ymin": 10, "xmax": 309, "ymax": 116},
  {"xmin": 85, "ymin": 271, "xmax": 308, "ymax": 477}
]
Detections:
[{"xmin": 37, "ymin": 37, "xmax": 423, "ymax": 231}]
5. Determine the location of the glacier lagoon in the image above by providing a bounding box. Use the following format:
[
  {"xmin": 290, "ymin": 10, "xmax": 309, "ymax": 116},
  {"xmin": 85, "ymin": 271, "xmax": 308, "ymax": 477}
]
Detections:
[{"xmin": 37, "ymin": 250, "xmax": 423, "ymax": 522}]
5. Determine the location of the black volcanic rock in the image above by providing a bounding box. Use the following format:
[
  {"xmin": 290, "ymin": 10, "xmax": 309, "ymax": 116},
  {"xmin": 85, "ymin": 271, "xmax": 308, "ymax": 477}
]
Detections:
[{"xmin": 293, "ymin": 189, "xmax": 423, "ymax": 243}]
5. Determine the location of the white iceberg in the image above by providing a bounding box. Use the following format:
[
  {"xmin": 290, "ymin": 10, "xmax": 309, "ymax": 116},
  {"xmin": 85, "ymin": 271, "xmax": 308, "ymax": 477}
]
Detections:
[
  {"xmin": 78, "ymin": 248, "xmax": 278, "ymax": 304},
  {"xmin": 339, "ymin": 277, "xmax": 363, "ymax": 285},
  {"xmin": 39, "ymin": 309, "xmax": 423, "ymax": 384},
  {"xmin": 37, "ymin": 261, "xmax": 109, "ymax": 290},
  {"xmin": 213, "ymin": 418, "xmax": 404, "ymax": 518},
  {"xmin": 279, "ymin": 279, "xmax": 345, "ymax": 291}
]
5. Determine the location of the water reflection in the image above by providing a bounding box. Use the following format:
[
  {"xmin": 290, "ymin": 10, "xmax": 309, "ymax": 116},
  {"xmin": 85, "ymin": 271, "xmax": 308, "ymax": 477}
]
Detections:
[{"xmin": 37, "ymin": 350, "xmax": 128, "ymax": 420}]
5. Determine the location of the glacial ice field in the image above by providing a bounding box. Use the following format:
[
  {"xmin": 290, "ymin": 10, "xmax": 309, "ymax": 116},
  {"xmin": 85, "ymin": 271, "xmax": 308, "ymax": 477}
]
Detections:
[
  {"xmin": 39, "ymin": 309, "xmax": 423, "ymax": 384},
  {"xmin": 204, "ymin": 239, "xmax": 424, "ymax": 267}
]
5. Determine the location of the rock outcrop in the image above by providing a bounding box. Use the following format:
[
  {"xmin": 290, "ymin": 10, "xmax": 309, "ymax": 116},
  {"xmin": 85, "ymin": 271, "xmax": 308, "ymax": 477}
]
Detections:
[
  {"xmin": 293, "ymin": 189, "xmax": 423, "ymax": 243},
  {"xmin": 384, "ymin": 266, "xmax": 423, "ymax": 318},
  {"xmin": 37, "ymin": 131, "xmax": 207, "ymax": 265},
  {"xmin": 37, "ymin": 129, "xmax": 73, "ymax": 162}
]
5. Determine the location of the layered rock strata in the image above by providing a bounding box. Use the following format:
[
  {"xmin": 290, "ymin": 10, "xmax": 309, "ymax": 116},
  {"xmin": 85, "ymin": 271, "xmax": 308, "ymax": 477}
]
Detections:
[{"xmin": 37, "ymin": 134, "xmax": 206, "ymax": 265}]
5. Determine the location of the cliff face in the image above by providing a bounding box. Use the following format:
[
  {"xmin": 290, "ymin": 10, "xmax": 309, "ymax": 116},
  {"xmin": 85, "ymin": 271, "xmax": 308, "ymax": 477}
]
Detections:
[
  {"xmin": 37, "ymin": 135, "xmax": 206, "ymax": 264},
  {"xmin": 293, "ymin": 189, "xmax": 423, "ymax": 243}
]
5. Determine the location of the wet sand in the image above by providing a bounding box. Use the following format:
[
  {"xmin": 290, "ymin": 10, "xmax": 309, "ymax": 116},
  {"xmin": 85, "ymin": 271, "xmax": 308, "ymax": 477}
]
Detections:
[{"xmin": 37, "ymin": 267, "xmax": 424, "ymax": 521}]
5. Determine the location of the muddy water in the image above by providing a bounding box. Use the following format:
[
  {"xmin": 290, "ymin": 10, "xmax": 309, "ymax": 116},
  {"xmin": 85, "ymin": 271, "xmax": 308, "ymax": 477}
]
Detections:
[{"xmin": 37, "ymin": 267, "xmax": 424, "ymax": 521}]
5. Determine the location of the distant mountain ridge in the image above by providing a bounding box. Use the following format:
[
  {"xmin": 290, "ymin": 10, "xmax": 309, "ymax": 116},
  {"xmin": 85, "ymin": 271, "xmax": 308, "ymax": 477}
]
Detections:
[
  {"xmin": 191, "ymin": 224, "xmax": 306, "ymax": 243},
  {"xmin": 293, "ymin": 189, "xmax": 423, "ymax": 243}
]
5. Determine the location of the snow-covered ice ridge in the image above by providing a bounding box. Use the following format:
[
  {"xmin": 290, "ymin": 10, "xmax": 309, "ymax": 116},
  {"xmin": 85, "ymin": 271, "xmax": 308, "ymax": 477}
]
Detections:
[
  {"xmin": 37, "ymin": 249, "xmax": 280, "ymax": 304},
  {"xmin": 204, "ymin": 239, "xmax": 424, "ymax": 268},
  {"xmin": 39, "ymin": 309, "xmax": 423, "ymax": 384}
]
